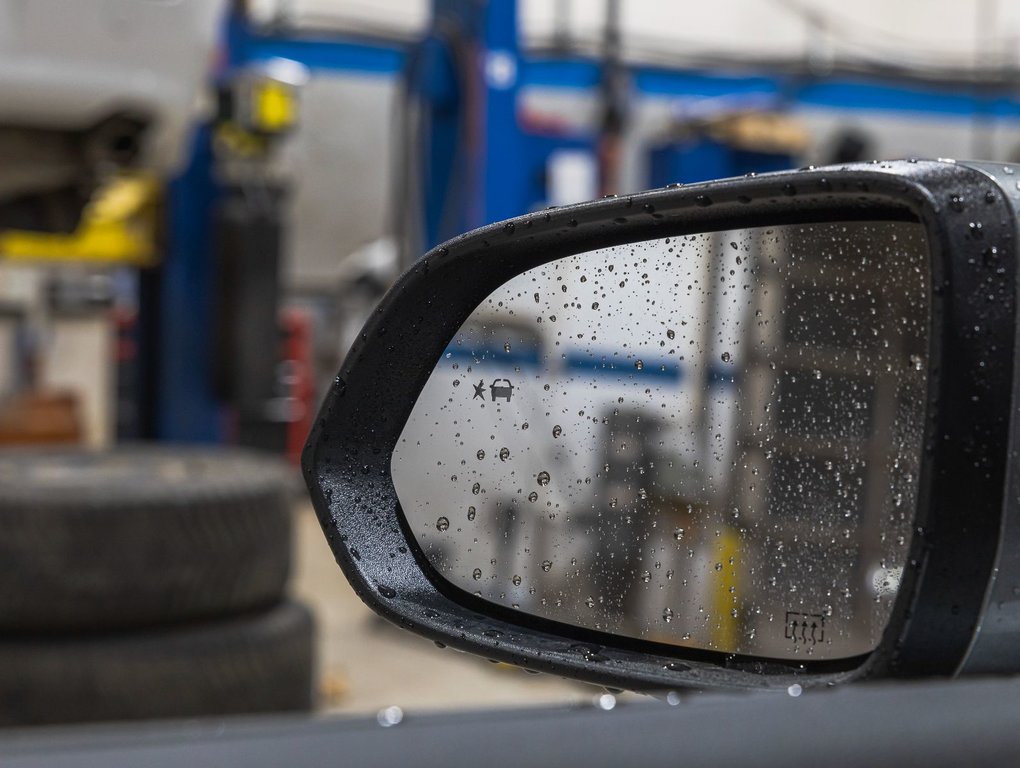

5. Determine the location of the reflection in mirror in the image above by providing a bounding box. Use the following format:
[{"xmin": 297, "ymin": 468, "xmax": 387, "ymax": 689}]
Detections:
[{"xmin": 393, "ymin": 221, "xmax": 929, "ymax": 662}]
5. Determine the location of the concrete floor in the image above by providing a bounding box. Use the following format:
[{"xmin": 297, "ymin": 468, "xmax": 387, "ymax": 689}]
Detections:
[{"xmin": 290, "ymin": 502, "xmax": 606, "ymax": 716}]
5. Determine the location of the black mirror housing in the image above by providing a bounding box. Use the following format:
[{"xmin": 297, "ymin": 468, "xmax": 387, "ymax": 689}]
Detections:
[{"xmin": 304, "ymin": 159, "xmax": 1020, "ymax": 690}]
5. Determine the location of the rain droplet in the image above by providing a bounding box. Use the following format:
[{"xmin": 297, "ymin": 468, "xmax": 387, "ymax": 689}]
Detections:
[
  {"xmin": 721, "ymin": 352, "xmax": 732, "ymax": 363},
  {"xmin": 541, "ymin": 560, "xmax": 553, "ymax": 572},
  {"xmin": 528, "ymin": 491, "xmax": 539, "ymax": 502},
  {"xmin": 662, "ymin": 608, "xmax": 674, "ymax": 623},
  {"xmin": 504, "ymin": 342, "xmax": 512, "ymax": 353},
  {"xmin": 586, "ymin": 597, "xmax": 595, "ymax": 608},
  {"xmin": 634, "ymin": 360, "xmax": 645, "ymax": 370},
  {"xmin": 666, "ymin": 329, "xmax": 675, "ymax": 340},
  {"xmin": 476, "ymin": 450, "xmax": 485, "ymax": 460},
  {"xmin": 472, "ymin": 568, "xmax": 482, "ymax": 580},
  {"xmin": 499, "ymin": 447, "xmax": 510, "ymax": 461},
  {"xmin": 436, "ymin": 517, "xmax": 450, "ymax": 532},
  {"xmin": 537, "ymin": 471, "xmax": 551, "ymax": 486},
  {"xmin": 674, "ymin": 528, "xmax": 685, "ymax": 541},
  {"xmin": 467, "ymin": 506, "xmax": 476, "ymax": 521},
  {"xmin": 472, "ymin": 483, "xmax": 481, "ymax": 495},
  {"xmin": 512, "ymin": 574, "xmax": 522, "ymax": 586},
  {"xmin": 552, "ymin": 425, "xmax": 562, "ymax": 438},
  {"xmin": 640, "ymin": 571, "xmax": 651, "ymax": 583}
]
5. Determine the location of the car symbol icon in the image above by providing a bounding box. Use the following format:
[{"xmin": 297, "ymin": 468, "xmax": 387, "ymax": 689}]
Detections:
[{"xmin": 489, "ymin": 379, "xmax": 514, "ymax": 402}]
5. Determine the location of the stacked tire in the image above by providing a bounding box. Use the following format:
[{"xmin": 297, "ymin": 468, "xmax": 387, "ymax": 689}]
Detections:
[{"xmin": 0, "ymin": 446, "xmax": 314, "ymax": 727}]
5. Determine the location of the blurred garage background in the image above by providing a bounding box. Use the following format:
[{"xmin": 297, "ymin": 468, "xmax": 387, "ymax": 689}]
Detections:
[{"xmin": 1, "ymin": 0, "xmax": 1019, "ymax": 729}]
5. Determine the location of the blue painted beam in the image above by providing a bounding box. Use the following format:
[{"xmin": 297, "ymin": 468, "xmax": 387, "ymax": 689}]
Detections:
[
  {"xmin": 521, "ymin": 55, "xmax": 1020, "ymax": 120},
  {"xmin": 237, "ymin": 35, "xmax": 406, "ymax": 75}
]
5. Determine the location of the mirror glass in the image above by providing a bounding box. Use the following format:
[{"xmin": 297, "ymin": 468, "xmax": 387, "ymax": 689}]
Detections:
[{"xmin": 392, "ymin": 220, "xmax": 929, "ymax": 662}]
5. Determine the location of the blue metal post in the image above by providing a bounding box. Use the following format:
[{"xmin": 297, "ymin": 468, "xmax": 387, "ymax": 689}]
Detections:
[
  {"xmin": 158, "ymin": 126, "xmax": 224, "ymax": 442},
  {"xmin": 478, "ymin": 0, "xmax": 525, "ymax": 225}
]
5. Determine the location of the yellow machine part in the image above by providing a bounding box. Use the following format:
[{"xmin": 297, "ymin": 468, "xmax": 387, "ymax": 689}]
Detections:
[
  {"xmin": 251, "ymin": 77, "xmax": 297, "ymax": 134},
  {"xmin": 0, "ymin": 174, "xmax": 160, "ymax": 267}
]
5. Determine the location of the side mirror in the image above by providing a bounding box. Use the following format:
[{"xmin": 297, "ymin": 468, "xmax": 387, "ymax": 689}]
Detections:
[{"xmin": 304, "ymin": 160, "xmax": 1020, "ymax": 691}]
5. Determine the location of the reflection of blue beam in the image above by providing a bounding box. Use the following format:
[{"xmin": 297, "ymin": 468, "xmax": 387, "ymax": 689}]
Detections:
[
  {"xmin": 564, "ymin": 353, "xmax": 682, "ymax": 383},
  {"xmin": 707, "ymin": 366, "xmax": 739, "ymax": 386},
  {"xmin": 442, "ymin": 345, "xmax": 746, "ymax": 388},
  {"xmin": 443, "ymin": 345, "xmax": 542, "ymax": 368}
]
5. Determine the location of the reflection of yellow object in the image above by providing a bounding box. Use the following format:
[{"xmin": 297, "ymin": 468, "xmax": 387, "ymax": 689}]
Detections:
[
  {"xmin": 711, "ymin": 526, "xmax": 742, "ymax": 652},
  {"xmin": 0, "ymin": 174, "xmax": 159, "ymax": 266}
]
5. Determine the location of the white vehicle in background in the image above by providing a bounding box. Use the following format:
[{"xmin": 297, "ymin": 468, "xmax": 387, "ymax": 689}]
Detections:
[{"xmin": 0, "ymin": 0, "xmax": 227, "ymax": 231}]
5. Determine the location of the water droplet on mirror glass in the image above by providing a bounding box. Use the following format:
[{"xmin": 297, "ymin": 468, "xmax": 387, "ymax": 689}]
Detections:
[
  {"xmin": 436, "ymin": 517, "xmax": 450, "ymax": 532},
  {"xmin": 537, "ymin": 471, "xmax": 551, "ymax": 486},
  {"xmin": 472, "ymin": 568, "xmax": 482, "ymax": 580},
  {"xmin": 552, "ymin": 425, "xmax": 562, "ymax": 438},
  {"xmin": 541, "ymin": 560, "xmax": 553, "ymax": 572},
  {"xmin": 476, "ymin": 450, "xmax": 485, "ymax": 460},
  {"xmin": 499, "ymin": 447, "xmax": 510, "ymax": 461}
]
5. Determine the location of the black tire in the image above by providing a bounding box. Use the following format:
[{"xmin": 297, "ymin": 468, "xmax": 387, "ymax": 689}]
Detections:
[
  {"xmin": 0, "ymin": 601, "xmax": 315, "ymax": 727},
  {"xmin": 0, "ymin": 446, "xmax": 294, "ymax": 633}
]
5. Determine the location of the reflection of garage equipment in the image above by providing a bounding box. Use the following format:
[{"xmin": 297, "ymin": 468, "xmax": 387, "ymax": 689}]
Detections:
[{"xmin": 489, "ymin": 378, "xmax": 514, "ymax": 402}]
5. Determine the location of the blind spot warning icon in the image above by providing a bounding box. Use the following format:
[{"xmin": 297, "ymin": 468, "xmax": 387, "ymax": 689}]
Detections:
[{"xmin": 489, "ymin": 379, "xmax": 514, "ymax": 402}]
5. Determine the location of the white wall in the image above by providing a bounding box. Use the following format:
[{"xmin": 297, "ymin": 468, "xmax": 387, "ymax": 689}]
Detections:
[{"xmin": 252, "ymin": 0, "xmax": 1020, "ymax": 71}]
